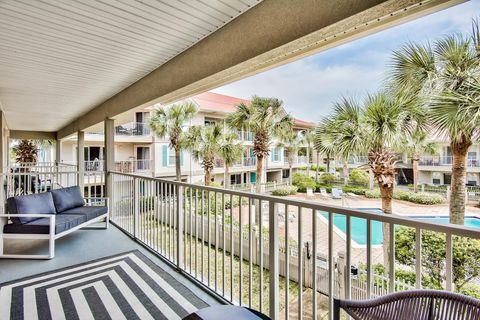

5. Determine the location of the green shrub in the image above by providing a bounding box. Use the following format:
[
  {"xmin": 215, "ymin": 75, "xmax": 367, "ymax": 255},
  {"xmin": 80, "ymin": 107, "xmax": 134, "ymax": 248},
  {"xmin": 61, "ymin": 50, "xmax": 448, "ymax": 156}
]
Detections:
[
  {"xmin": 349, "ymin": 168, "xmax": 369, "ymax": 186},
  {"xmin": 404, "ymin": 192, "xmax": 445, "ymax": 205},
  {"xmin": 271, "ymin": 186, "xmax": 298, "ymax": 196},
  {"xmin": 319, "ymin": 173, "xmax": 336, "ymax": 185},
  {"xmin": 310, "ymin": 165, "xmax": 325, "ymax": 172},
  {"xmin": 363, "ymin": 189, "xmax": 445, "ymax": 205},
  {"xmin": 342, "ymin": 186, "xmax": 367, "ymax": 195},
  {"xmin": 365, "ymin": 189, "xmax": 381, "ymax": 198},
  {"xmin": 459, "ymin": 283, "xmax": 480, "ymax": 299},
  {"xmin": 292, "ymin": 173, "xmax": 316, "ymax": 192},
  {"xmin": 315, "ymin": 183, "xmax": 332, "ymax": 193}
]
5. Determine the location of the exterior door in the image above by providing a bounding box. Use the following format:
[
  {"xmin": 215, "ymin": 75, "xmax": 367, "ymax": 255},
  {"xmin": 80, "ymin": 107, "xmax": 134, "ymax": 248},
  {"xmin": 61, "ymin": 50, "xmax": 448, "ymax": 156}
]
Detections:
[{"xmin": 250, "ymin": 172, "xmax": 256, "ymax": 183}]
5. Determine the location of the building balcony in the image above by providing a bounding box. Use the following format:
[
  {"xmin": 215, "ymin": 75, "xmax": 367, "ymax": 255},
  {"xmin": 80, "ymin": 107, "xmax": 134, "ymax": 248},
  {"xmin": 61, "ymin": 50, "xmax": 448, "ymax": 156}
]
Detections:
[
  {"xmin": 419, "ymin": 156, "xmax": 479, "ymax": 167},
  {"xmin": 87, "ymin": 122, "xmax": 151, "ymax": 137},
  {"xmin": 2, "ymin": 167, "xmax": 480, "ymax": 319}
]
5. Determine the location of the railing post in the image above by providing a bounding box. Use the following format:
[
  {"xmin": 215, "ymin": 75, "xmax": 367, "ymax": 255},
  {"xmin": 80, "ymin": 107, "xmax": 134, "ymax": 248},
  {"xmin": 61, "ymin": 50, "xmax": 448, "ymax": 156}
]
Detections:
[
  {"xmin": 269, "ymin": 201, "xmax": 279, "ymax": 319},
  {"xmin": 133, "ymin": 177, "xmax": 139, "ymax": 239},
  {"xmin": 176, "ymin": 184, "xmax": 184, "ymax": 271}
]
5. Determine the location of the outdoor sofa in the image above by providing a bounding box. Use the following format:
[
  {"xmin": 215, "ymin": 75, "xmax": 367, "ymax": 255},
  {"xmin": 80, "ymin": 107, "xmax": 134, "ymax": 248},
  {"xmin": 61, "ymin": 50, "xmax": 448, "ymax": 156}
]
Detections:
[{"xmin": 0, "ymin": 186, "xmax": 108, "ymax": 259}]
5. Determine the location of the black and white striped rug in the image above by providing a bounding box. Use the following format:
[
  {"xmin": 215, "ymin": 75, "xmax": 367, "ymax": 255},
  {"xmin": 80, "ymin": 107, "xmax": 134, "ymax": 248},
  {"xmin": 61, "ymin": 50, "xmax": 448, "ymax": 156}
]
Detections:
[{"xmin": 0, "ymin": 250, "xmax": 209, "ymax": 320}]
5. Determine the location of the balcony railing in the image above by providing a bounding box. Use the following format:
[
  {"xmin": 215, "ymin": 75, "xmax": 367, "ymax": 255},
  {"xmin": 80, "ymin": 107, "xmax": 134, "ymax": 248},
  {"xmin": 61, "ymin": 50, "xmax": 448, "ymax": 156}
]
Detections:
[
  {"xmin": 87, "ymin": 122, "xmax": 151, "ymax": 137},
  {"xmin": 83, "ymin": 160, "xmax": 151, "ymax": 172},
  {"xmin": 109, "ymin": 171, "xmax": 480, "ymax": 319},
  {"xmin": 419, "ymin": 156, "xmax": 480, "ymax": 167},
  {"xmin": 283, "ymin": 156, "xmax": 309, "ymax": 165},
  {"xmin": 214, "ymin": 157, "xmax": 256, "ymax": 168}
]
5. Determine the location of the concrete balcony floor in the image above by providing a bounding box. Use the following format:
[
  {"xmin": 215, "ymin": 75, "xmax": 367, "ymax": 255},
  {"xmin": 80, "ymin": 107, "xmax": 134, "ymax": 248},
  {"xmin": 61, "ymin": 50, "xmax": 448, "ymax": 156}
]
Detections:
[{"xmin": 0, "ymin": 224, "xmax": 222, "ymax": 309}]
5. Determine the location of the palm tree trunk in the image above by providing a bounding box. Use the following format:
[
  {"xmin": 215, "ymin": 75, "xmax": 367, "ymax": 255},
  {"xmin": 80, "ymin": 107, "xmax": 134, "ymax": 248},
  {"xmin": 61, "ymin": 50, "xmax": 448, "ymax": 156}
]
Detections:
[
  {"xmin": 450, "ymin": 144, "xmax": 469, "ymax": 225},
  {"xmin": 315, "ymin": 151, "xmax": 320, "ymax": 182},
  {"xmin": 256, "ymin": 156, "xmax": 264, "ymax": 193},
  {"xmin": 224, "ymin": 165, "xmax": 230, "ymax": 189},
  {"xmin": 306, "ymin": 147, "xmax": 310, "ymax": 177},
  {"xmin": 175, "ymin": 148, "xmax": 181, "ymax": 181},
  {"xmin": 289, "ymin": 162, "xmax": 293, "ymax": 185},
  {"xmin": 326, "ymin": 152, "xmax": 331, "ymax": 173},
  {"xmin": 205, "ymin": 168, "xmax": 212, "ymax": 186},
  {"xmin": 343, "ymin": 160, "xmax": 349, "ymax": 186},
  {"xmin": 379, "ymin": 183, "xmax": 394, "ymax": 282},
  {"xmin": 413, "ymin": 157, "xmax": 419, "ymax": 193}
]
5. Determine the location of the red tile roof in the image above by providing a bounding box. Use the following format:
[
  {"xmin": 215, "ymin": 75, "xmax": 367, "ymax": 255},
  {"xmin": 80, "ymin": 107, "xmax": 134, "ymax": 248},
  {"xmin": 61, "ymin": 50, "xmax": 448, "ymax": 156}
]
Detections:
[{"xmin": 191, "ymin": 92, "xmax": 315, "ymax": 128}]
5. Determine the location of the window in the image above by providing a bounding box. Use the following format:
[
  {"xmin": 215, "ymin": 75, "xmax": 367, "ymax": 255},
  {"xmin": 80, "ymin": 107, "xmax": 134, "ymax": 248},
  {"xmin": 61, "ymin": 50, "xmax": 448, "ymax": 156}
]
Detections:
[
  {"xmin": 282, "ymin": 169, "xmax": 290, "ymax": 179},
  {"xmin": 467, "ymin": 174, "xmax": 477, "ymax": 186},
  {"xmin": 272, "ymin": 147, "xmax": 281, "ymax": 162},
  {"xmin": 136, "ymin": 147, "xmax": 150, "ymax": 170},
  {"xmin": 230, "ymin": 174, "xmax": 242, "ymax": 185},
  {"xmin": 204, "ymin": 118, "xmax": 217, "ymax": 126},
  {"xmin": 168, "ymin": 148, "xmax": 176, "ymax": 166},
  {"xmin": 136, "ymin": 112, "xmax": 150, "ymax": 123},
  {"xmin": 432, "ymin": 178, "xmax": 441, "ymax": 185}
]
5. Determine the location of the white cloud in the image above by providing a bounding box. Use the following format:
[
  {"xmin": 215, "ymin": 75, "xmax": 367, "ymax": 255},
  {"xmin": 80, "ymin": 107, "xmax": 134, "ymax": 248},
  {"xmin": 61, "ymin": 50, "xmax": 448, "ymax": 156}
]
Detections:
[{"xmin": 212, "ymin": 0, "xmax": 480, "ymax": 122}]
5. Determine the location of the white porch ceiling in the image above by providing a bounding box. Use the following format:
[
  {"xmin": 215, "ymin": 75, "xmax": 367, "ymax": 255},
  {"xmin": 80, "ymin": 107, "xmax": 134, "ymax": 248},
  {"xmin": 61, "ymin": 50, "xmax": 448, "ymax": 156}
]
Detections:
[{"xmin": 0, "ymin": 0, "xmax": 261, "ymax": 132}]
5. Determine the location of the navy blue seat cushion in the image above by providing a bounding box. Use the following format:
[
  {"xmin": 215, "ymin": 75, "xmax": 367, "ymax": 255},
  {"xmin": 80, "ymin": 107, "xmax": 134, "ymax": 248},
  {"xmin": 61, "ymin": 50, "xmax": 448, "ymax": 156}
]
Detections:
[
  {"xmin": 3, "ymin": 214, "xmax": 87, "ymax": 234},
  {"xmin": 51, "ymin": 186, "xmax": 85, "ymax": 212},
  {"xmin": 60, "ymin": 206, "xmax": 107, "ymax": 221},
  {"xmin": 7, "ymin": 192, "xmax": 57, "ymax": 224}
]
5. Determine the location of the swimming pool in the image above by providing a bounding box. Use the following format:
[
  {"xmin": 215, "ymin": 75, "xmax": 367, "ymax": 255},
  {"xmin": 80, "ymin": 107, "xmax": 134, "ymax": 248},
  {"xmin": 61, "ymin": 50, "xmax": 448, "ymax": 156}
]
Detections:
[{"xmin": 320, "ymin": 211, "xmax": 480, "ymax": 245}]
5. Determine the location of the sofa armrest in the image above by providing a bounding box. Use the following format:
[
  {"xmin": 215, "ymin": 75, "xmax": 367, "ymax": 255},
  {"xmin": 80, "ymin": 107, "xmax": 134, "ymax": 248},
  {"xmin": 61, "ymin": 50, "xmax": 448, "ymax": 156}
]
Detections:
[{"xmin": 0, "ymin": 214, "xmax": 55, "ymax": 236}]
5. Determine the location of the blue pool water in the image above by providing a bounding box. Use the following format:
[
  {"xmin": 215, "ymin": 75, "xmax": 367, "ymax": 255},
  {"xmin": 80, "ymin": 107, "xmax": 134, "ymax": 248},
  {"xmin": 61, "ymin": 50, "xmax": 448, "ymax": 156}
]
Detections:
[{"xmin": 320, "ymin": 211, "xmax": 480, "ymax": 245}]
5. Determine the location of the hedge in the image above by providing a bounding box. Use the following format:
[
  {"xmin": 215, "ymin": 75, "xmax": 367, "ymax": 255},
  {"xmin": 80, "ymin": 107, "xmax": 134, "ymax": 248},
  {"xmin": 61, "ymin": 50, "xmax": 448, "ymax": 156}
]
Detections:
[
  {"xmin": 271, "ymin": 186, "xmax": 298, "ymax": 196},
  {"xmin": 292, "ymin": 173, "xmax": 316, "ymax": 192},
  {"xmin": 365, "ymin": 189, "xmax": 446, "ymax": 205}
]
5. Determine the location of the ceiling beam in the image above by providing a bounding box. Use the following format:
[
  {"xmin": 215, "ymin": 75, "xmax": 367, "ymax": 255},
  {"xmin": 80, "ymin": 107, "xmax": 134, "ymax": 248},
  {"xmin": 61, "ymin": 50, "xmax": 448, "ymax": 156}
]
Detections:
[
  {"xmin": 58, "ymin": 0, "xmax": 463, "ymax": 139},
  {"xmin": 10, "ymin": 130, "xmax": 57, "ymax": 140}
]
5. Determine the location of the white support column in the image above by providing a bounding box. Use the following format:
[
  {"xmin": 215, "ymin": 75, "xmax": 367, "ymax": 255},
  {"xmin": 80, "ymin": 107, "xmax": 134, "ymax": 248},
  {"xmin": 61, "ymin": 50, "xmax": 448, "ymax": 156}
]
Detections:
[
  {"xmin": 104, "ymin": 118, "xmax": 115, "ymax": 202},
  {"xmin": 77, "ymin": 131, "xmax": 85, "ymax": 190},
  {"xmin": 55, "ymin": 139, "xmax": 62, "ymax": 164},
  {"xmin": 0, "ymin": 111, "xmax": 7, "ymax": 173}
]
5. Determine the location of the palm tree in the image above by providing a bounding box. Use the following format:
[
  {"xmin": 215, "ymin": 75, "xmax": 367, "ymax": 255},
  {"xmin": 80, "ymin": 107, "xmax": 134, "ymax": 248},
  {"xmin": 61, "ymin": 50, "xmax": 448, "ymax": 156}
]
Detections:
[
  {"xmin": 185, "ymin": 124, "xmax": 223, "ymax": 186},
  {"xmin": 148, "ymin": 102, "xmax": 197, "ymax": 181},
  {"xmin": 302, "ymin": 130, "xmax": 315, "ymax": 177},
  {"xmin": 324, "ymin": 97, "xmax": 364, "ymax": 185},
  {"xmin": 12, "ymin": 140, "xmax": 38, "ymax": 164},
  {"xmin": 278, "ymin": 131, "xmax": 304, "ymax": 184},
  {"xmin": 218, "ymin": 131, "xmax": 243, "ymax": 188},
  {"xmin": 314, "ymin": 121, "xmax": 336, "ymax": 180},
  {"xmin": 401, "ymin": 131, "xmax": 438, "ymax": 192},
  {"xmin": 390, "ymin": 19, "xmax": 480, "ymax": 224},
  {"xmin": 227, "ymin": 96, "xmax": 293, "ymax": 192}
]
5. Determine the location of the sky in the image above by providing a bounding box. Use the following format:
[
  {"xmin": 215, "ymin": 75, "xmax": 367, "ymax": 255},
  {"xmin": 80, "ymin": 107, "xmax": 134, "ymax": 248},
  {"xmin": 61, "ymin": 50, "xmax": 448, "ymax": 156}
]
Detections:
[{"xmin": 212, "ymin": 0, "xmax": 480, "ymax": 122}]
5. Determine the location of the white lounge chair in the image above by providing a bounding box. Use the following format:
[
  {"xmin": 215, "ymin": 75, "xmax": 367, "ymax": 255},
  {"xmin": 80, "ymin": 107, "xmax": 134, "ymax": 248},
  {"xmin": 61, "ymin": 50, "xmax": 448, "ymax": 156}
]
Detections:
[
  {"xmin": 332, "ymin": 188, "xmax": 343, "ymax": 199},
  {"xmin": 306, "ymin": 187, "xmax": 314, "ymax": 199},
  {"xmin": 346, "ymin": 192, "xmax": 360, "ymax": 198},
  {"xmin": 318, "ymin": 188, "xmax": 329, "ymax": 198}
]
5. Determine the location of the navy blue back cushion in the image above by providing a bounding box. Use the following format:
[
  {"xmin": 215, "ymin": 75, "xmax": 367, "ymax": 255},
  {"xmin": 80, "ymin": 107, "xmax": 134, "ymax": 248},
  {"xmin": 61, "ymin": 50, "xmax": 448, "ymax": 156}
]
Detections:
[
  {"xmin": 51, "ymin": 186, "xmax": 85, "ymax": 213},
  {"xmin": 7, "ymin": 192, "xmax": 57, "ymax": 224}
]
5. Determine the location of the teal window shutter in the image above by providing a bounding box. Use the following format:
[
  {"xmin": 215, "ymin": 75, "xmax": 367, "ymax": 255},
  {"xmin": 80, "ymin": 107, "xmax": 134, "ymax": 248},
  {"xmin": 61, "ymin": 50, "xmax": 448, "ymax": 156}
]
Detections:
[
  {"xmin": 180, "ymin": 150, "xmax": 184, "ymax": 166},
  {"xmin": 271, "ymin": 148, "xmax": 274, "ymax": 162},
  {"xmin": 162, "ymin": 145, "xmax": 168, "ymax": 167}
]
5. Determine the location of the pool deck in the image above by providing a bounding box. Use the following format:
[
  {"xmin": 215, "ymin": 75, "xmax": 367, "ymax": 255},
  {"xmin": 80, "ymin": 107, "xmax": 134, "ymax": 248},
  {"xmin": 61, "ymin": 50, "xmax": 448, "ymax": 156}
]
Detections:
[{"xmin": 282, "ymin": 193, "xmax": 480, "ymax": 265}]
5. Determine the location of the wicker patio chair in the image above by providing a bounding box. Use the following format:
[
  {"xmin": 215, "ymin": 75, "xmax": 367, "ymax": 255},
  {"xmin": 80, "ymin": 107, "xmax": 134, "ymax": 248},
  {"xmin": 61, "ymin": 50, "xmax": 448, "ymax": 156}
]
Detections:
[{"xmin": 333, "ymin": 289, "xmax": 480, "ymax": 320}]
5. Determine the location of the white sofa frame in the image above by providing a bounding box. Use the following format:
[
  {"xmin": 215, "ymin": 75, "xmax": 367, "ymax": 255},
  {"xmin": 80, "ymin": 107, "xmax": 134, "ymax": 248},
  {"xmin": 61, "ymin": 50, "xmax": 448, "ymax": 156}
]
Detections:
[{"xmin": 0, "ymin": 197, "xmax": 109, "ymax": 259}]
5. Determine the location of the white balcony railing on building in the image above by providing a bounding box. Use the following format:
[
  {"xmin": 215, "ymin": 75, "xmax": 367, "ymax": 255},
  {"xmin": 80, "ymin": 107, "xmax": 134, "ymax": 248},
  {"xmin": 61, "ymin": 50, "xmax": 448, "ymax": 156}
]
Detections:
[
  {"xmin": 348, "ymin": 156, "xmax": 368, "ymax": 165},
  {"xmin": 83, "ymin": 160, "xmax": 151, "ymax": 173},
  {"xmin": 87, "ymin": 122, "xmax": 151, "ymax": 137},
  {"xmin": 0, "ymin": 168, "xmax": 105, "ymax": 202},
  {"xmin": 419, "ymin": 156, "xmax": 455, "ymax": 166},
  {"xmin": 109, "ymin": 171, "xmax": 480, "ymax": 319},
  {"xmin": 243, "ymin": 157, "xmax": 256, "ymax": 167},
  {"xmin": 283, "ymin": 156, "xmax": 309, "ymax": 165}
]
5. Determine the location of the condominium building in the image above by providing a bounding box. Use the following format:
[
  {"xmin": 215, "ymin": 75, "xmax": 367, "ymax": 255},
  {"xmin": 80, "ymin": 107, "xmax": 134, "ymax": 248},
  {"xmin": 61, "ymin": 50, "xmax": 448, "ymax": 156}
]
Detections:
[
  {"xmin": 56, "ymin": 92, "xmax": 314, "ymax": 186},
  {"xmin": 346, "ymin": 144, "xmax": 480, "ymax": 187}
]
